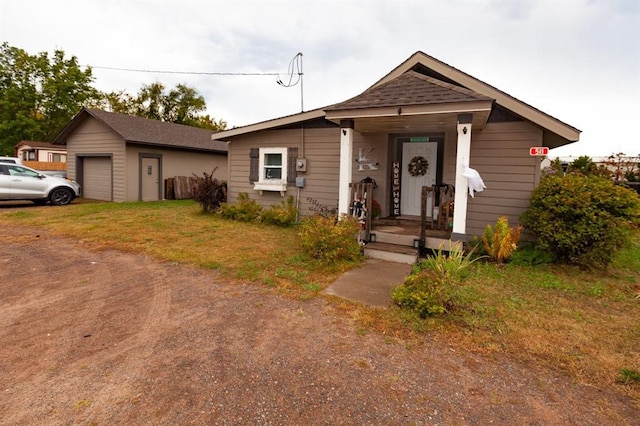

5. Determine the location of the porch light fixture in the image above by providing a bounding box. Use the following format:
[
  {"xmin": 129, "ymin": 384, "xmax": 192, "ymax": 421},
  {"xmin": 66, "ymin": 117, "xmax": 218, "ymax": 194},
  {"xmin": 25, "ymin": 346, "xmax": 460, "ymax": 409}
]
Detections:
[{"xmin": 463, "ymin": 126, "xmax": 468, "ymax": 135}]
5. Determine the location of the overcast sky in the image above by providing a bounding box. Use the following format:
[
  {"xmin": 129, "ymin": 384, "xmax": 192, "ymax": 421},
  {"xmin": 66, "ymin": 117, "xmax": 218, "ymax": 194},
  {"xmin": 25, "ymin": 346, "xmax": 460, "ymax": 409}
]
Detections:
[{"xmin": 1, "ymin": 0, "xmax": 638, "ymax": 158}]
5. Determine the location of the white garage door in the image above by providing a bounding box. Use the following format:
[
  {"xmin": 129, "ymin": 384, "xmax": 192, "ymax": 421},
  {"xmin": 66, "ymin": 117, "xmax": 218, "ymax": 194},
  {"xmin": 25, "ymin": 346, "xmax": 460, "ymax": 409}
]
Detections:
[{"xmin": 83, "ymin": 157, "xmax": 112, "ymax": 201}]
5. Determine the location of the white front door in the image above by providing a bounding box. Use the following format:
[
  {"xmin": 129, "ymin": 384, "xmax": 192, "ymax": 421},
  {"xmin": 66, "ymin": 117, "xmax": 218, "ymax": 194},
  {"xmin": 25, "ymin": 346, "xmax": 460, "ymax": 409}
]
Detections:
[{"xmin": 400, "ymin": 142, "xmax": 438, "ymax": 216}]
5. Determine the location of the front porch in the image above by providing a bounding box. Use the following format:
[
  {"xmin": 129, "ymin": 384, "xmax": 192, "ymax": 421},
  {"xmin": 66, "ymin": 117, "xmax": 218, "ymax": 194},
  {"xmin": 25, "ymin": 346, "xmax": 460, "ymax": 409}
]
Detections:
[
  {"xmin": 351, "ymin": 181, "xmax": 461, "ymax": 264},
  {"xmin": 368, "ymin": 217, "xmax": 458, "ymax": 264}
]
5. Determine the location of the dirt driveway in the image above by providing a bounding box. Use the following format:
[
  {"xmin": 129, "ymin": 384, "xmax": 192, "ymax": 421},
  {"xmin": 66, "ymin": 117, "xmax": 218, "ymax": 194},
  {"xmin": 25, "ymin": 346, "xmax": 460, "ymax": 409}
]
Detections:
[{"xmin": 0, "ymin": 227, "xmax": 636, "ymax": 425}]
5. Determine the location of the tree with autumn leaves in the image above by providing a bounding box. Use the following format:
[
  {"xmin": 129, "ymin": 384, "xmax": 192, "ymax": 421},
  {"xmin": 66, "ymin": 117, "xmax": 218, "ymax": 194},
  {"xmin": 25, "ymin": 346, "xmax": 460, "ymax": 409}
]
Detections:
[{"xmin": 0, "ymin": 43, "xmax": 226, "ymax": 155}]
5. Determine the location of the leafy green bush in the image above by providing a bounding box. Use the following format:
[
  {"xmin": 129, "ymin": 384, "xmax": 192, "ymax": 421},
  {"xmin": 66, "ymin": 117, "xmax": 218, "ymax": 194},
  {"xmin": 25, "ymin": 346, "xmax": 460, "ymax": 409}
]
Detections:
[
  {"xmin": 482, "ymin": 216, "xmax": 522, "ymax": 263},
  {"xmin": 219, "ymin": 192, "xmax": 263, "ymax": 222},
  {"xmin": 261, "ymin": 196, "xmax": 298, "ymax": 226},
  {"xmin": 392, "ymin": 245, "xmax": 478, "ymax": 317},
  {"xmin": 221, "ymin": 193, "xmax": 298, "ymax": 226},
  {"xmin": 191, "ymin": 169, "xmax": 227, "ymax": 213},
  {"xmin": 521, "ymin": 174, "xmax": 640, "ymax": 268},
  {"xmin": 298, "ymin": 215, "xmax": 363, "ymax": 263}
]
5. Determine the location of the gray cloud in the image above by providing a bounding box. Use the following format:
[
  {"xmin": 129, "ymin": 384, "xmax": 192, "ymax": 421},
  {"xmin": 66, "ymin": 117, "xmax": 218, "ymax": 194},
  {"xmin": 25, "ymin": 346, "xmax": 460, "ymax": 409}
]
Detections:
[{"xmin": 1, "ymin": 0, "xmax": 638, "ymax": 155}]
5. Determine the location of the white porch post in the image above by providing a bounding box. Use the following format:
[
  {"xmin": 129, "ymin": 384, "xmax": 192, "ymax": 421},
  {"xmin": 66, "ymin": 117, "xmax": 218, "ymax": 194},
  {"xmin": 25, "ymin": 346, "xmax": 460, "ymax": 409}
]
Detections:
[
  {"xmin": 452, "ymin": 114, "xmax": 472, "ymax": 239},
  {"xmin": 338, "ymin": 119, "xmax": 354, "ymax": 216}
]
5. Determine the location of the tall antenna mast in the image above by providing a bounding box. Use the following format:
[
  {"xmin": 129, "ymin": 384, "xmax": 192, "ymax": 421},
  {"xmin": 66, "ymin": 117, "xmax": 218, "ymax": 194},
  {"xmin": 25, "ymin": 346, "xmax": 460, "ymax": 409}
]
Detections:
[
  {"xmin": 276, "ymin": 52, "xmax": 304, "ymax": 112},
  {"xmin": 298, "ymin": 52, "xmax": 303, "ymax": 112}
]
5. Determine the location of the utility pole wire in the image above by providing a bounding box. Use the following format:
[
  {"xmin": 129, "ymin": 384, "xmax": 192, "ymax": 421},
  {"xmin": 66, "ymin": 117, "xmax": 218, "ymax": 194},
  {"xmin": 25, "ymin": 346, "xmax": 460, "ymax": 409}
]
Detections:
[{"xmin": 86, "ymin": 65, "xmax": 280, "ymax": 76}]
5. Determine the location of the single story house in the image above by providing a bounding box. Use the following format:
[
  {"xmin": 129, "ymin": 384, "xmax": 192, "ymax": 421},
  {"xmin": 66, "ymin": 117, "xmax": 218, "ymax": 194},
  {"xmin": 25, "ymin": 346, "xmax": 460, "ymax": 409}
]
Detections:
[
  {"xmin": 52, "ymin": 107, "xmax": 228, "ymax": 202},
  {"xmin": 14, "ymin": 140, "xmax": 67, "ymax": 163},
  {"xmin": 212, "ymin": 51, "xmax": 580, "ymax": 257}
]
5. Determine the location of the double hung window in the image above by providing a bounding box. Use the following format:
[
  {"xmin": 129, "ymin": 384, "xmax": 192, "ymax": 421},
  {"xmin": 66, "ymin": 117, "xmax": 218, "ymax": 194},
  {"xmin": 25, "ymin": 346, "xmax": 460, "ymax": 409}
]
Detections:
[{"xmin": 253, "ymin": 147, "xmax": 288, "ymax": 194}]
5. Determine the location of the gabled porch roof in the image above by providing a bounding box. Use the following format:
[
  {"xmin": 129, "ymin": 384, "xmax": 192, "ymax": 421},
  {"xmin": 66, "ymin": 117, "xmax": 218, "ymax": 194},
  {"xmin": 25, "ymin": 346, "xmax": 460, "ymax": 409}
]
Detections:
[
  {"xmin": 212, "ymin": 51, "xmax": 580, "ymax": 148},
  {"xmin": 324, "ymin": 70, "xmax": 493, "ymax": 133},
  {"xmin": 370, "ymin": 51, "xmax": 581, "ymax": 146}
]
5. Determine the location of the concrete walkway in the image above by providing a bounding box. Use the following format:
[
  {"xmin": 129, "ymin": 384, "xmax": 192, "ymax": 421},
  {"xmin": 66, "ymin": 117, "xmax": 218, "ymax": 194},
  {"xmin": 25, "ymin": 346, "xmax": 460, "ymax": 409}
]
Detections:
[{"xmin": 324, "ymin": 259, "xmax": 413, "ymax": 307}]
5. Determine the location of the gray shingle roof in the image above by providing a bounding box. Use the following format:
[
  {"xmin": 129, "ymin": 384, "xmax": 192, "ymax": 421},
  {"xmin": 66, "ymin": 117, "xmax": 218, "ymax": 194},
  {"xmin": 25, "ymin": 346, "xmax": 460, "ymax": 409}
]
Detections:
[
  {"xmin": 53, "ymin": 108, "xmax": 228, "ymax": 153},
  {"xmin": 325, "ymin": 70, "xmax": 493, "ymax": 111}
]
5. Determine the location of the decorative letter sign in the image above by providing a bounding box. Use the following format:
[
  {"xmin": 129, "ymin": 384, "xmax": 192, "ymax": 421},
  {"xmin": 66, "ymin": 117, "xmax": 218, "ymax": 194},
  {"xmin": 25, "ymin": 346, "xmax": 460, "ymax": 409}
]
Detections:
[{"xmin": 392, "ymin": 161, "xmax": 401, "ymax": 216}]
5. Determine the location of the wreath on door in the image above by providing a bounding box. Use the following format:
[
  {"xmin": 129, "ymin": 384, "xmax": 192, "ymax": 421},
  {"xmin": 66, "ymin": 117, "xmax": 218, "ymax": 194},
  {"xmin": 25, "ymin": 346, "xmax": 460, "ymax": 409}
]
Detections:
[{"xmin": 408, "ymin": 156, "xmax": 429, "ymax": 177}]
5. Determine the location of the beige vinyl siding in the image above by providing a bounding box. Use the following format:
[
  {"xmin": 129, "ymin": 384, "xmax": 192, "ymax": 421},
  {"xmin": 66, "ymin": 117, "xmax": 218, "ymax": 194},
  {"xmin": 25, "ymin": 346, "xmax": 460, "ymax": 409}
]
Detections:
[
  {"xmin": 65, "ymin": 118, "xmax": 126, "ymax": 201},
  {"xmin": 353, "ymin": 132, "xmax": 389, "ymax": 216},
  {"xmin": 465, "ymin": 121, "xmax": 543, "ymax": 236},
  {"xmin": 228, "ymin": 127, "xmax": 342, "ymax": 215},
  {"xmin": 125, "ymin": 145, "xmax": 228, "ymax": 200}
]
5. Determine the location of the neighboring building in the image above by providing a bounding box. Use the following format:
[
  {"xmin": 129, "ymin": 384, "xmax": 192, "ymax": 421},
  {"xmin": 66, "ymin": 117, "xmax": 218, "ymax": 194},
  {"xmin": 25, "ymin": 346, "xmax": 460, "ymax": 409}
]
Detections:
[
  {"xmin": 212, "ymin": 51, "xmax": 580, "ymax": 246},
  {"xmin": 14, "ymin": 140, "xmax": 67, "ymax": 163},
  {"xmin": 52, "ymin": 108, "xmax": 228, "ymax": 202}
]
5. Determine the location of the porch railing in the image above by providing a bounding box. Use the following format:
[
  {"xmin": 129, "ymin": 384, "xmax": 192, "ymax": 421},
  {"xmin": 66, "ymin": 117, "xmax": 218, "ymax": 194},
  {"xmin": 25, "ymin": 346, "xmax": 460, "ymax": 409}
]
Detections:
[
  {"xmin": 349, "ymin": 182, "xmax": 373, "ymax": 242},
  {"xmin": 419, "ymin": 184, "xmax": 455, "ymax": 248}
]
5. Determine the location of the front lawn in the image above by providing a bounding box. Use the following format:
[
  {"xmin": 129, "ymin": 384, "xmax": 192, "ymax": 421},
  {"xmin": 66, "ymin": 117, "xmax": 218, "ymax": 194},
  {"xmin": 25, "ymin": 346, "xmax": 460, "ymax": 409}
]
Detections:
[{"xmin": 1, "ymin": 199, "xmax": 638, "ymax": 402}]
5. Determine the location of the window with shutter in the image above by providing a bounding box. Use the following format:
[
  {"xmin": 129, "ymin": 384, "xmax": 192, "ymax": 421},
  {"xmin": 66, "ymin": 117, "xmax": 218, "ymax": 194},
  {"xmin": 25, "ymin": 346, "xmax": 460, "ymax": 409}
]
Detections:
[
  {"xmin": 252, "ymin": 147, "xmax": 295, "ymax": 196},
  {"xmin": 249, "ymin": 148, "xmax": 259, "ymax": 183}
]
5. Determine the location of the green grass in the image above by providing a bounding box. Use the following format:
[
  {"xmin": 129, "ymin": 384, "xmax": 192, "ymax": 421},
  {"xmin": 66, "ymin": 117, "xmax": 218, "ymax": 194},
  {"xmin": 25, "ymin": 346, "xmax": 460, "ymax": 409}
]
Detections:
[
  {"xmin": 1, "ymin": 199, "xmax": 638, "ymax": 401},
  {"xmin": 0, "ymin": 200, "xmax": 352, "ymax": 298}
]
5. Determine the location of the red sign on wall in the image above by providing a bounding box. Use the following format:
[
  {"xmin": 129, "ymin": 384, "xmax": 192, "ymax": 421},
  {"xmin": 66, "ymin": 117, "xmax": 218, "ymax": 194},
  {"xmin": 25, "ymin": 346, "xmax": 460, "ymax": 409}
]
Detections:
[{"xmin": 529, "ymin": 147, "xmax": 549, "ymax": 156}]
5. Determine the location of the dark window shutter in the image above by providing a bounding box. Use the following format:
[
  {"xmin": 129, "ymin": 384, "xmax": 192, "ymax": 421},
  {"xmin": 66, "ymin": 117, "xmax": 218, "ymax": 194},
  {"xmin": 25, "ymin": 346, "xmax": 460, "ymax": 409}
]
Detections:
[
  {"xmin": 287, "ymin": 147, "xmax": 298, "ymax": 185},
  {"xmin": 249, "ymin": 148, "xmax": 259, "ymax": 183}
]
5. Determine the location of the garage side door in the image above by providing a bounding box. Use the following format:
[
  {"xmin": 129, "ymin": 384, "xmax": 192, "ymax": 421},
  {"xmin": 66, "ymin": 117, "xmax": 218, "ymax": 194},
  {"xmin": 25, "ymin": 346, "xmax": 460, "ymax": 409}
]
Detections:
[{"xmin": 83, "ymin": 157, "xmax": 112, "ymax": 201}]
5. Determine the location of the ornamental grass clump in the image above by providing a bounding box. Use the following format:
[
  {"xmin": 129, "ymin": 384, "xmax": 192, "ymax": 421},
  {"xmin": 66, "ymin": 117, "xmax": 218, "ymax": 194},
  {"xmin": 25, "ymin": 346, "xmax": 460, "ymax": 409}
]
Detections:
[
  {"xmin": 392, "ymin": 244, "xmax": 479, "ymax": 317},
  {"xmin": 482, "ymin": 216, "xmax": 522, "ymax": 263}
]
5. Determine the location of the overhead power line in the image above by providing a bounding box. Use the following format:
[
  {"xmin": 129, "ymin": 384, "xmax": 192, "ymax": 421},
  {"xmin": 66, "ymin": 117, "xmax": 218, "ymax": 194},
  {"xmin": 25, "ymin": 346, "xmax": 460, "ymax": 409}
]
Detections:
[{"xmin": 86, "ymin": 65, "xmax": 279, "ymax": 76}]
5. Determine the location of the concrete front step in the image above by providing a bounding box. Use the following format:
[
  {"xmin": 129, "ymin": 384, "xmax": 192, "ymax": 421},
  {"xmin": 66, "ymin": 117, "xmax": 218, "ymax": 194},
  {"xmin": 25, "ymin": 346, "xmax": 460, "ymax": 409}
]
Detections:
[
  {"xmin": 364, "ymin": 242, "xmax": 418, "ymax": 264},
  {"xmin": 372, "ymin": 231, "xmax": 460, "ymax": 251}
]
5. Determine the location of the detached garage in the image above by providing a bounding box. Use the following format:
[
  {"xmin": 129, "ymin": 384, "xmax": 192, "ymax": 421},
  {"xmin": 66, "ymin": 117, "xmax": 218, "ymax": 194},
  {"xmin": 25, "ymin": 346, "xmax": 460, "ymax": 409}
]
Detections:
[{"xmin": 52, "ymin": 108, "xmax": 228, "ymax": 202}]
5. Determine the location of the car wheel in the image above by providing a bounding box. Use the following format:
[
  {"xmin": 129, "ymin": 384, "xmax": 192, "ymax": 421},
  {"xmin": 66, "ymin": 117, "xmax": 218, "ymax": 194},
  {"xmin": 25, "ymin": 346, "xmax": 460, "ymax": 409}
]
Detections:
[{"xmin": 49, "ymin": 187, "xmax": 73, "ymax": 206}]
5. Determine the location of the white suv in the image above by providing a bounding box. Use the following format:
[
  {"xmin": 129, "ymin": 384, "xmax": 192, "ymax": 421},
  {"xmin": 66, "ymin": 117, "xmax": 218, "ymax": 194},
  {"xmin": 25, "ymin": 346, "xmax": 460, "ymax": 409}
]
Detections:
[
  {"xmin": 0, "ymin": 162, "xmax": 81, "ymax": 205},
  {"xmin": 0, "ymin": 156, "xmax": 22, "ymax": 165}
]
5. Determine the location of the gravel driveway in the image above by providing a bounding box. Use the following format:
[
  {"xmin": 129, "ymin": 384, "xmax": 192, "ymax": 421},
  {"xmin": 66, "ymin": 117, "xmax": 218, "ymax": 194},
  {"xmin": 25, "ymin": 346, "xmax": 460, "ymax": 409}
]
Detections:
[{"xmin": 0, "ymin": 228, "xmax": 636, "ymax": 425}]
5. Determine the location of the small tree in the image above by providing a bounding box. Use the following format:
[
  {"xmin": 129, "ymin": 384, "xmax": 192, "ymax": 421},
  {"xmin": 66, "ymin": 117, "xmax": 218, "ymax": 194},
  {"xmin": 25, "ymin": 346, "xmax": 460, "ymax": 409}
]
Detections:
[{"xmin": 191, "ymin": 169, "xmax": 226, "ymax": 213}]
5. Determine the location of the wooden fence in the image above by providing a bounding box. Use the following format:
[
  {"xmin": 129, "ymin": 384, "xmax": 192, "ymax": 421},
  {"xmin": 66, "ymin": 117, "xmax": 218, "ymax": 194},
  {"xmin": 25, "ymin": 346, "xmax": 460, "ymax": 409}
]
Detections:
[
  {"xmin": 23, "ymin": 161, "xmax": 67, "ymax": 171},
  {"xmin": 165, "ymin": 176, "xmax": 196, "ymax": 200}
]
